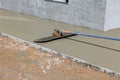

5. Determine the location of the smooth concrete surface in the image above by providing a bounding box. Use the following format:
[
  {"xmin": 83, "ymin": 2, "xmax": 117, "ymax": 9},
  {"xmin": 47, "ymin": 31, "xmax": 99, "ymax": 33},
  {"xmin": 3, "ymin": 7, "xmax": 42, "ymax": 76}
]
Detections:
[{"xmin": 0, "ymin": 9, "xmax": 120, "ymax": 73}]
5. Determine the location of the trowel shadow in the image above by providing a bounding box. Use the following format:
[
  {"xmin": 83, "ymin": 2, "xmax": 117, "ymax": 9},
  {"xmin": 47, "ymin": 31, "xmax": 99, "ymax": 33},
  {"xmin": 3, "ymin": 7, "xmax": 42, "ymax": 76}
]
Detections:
[{"xmin": 66, "ymin": 37, "xmax": 120, "ymax": 53}]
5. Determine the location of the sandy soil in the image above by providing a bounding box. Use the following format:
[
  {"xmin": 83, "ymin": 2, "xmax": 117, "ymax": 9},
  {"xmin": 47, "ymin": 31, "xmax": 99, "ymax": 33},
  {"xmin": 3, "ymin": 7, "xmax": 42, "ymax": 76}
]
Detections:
[{"xmin": 0, "ymin": 33, "xmax": 119, "ymax": 80}]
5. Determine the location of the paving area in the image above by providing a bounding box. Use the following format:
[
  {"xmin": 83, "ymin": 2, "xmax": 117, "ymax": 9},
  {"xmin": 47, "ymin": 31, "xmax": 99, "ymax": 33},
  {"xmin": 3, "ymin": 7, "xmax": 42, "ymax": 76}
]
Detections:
[{"xmin": 0, "ymin": 9, "xmax": 120, "ymax": 73}]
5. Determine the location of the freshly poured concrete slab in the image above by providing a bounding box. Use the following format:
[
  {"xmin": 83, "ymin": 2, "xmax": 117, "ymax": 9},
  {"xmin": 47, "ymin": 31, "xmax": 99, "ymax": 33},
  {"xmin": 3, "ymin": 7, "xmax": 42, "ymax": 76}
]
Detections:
[{"xmin": 0, "ymin": 9, "xmax": 120, "ymax": 73}]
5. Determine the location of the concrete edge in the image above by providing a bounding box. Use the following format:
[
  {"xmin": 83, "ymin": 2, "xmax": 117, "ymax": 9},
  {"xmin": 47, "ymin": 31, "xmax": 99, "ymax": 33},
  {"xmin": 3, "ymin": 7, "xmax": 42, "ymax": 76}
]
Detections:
[{"xmin": 0, "ymin": 32, "xmax": 120, "ymax": 77}]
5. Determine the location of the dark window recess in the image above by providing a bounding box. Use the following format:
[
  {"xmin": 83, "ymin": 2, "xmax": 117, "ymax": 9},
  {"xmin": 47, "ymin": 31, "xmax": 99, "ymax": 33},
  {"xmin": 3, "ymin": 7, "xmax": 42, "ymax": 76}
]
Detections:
[{"xmin": 45, "ymin": 0, "xmax": 69, "ymax": 4}]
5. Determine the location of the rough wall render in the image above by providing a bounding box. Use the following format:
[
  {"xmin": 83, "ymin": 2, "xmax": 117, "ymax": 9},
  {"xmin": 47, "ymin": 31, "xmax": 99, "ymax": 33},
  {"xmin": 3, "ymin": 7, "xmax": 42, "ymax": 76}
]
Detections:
[
  {"xmin": 0, "ymin": 0, "xmax": 118, "ymax": 31},
  {"xmin": 104, "ymin": 0, "xmax": 120, "ymax": 31}
]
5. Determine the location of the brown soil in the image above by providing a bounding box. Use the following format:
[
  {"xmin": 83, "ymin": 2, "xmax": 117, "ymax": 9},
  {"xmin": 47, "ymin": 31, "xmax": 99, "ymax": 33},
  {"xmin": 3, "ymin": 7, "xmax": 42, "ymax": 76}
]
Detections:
[{"xmin": 0, "ymin": 34, "xmax": 119, "ymax": 80}]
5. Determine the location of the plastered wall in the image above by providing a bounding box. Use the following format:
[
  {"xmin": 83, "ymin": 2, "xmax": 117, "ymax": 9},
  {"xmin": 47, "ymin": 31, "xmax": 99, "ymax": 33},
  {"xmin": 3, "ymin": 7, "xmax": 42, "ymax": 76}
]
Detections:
[{"xmin": 0, "ymin": 0, "xmax": 119, "ymax": 31}]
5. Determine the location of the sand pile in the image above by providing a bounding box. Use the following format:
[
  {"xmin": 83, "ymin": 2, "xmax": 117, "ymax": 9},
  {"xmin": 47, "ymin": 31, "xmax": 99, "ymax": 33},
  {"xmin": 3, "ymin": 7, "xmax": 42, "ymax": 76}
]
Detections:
[{"xmin": 0, "ymin": 33, "xmax": 119, "ymax": 80}]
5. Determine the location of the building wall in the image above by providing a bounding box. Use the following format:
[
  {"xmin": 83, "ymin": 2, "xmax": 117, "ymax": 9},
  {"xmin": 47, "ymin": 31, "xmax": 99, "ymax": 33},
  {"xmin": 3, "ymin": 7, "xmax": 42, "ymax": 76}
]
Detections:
[
  {"xmin": 0, "ymin": 0, "xmax": 107, "ymax": 30},
  {"xmin": 104, "ymin": 0, "xmax": 120, "ymax": 31}
]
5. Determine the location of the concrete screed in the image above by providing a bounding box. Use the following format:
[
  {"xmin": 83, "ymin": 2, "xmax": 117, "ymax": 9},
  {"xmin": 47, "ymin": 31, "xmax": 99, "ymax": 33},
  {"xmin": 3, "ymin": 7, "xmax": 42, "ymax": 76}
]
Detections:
[
  {"xmin": 0, "ymin": 9, "xmax": 120, "ymax": 73},
  {"xmin": 0, "ymin": 0, "xmax": 120, "ymax": 31}
]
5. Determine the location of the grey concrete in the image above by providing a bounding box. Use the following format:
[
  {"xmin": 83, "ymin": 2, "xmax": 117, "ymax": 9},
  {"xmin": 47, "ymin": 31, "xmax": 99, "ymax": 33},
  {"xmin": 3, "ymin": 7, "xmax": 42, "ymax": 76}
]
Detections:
[{"xmin": 0, "ymin": 0, "xmax": 106, "ymax": 30}]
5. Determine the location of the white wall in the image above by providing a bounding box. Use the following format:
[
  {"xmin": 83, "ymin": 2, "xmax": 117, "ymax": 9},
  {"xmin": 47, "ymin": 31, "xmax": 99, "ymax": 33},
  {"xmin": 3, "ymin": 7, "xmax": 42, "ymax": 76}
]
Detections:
[
  {"xmin": 104, "ymin": 0, "xmax": 120, "ymax": 31},
  {"xmin": 0, "ymin": 0, "xmax": 106, "ymax": 31},
  {"xmin": 1, "ymin": 0, "xmax": 120, "ymax": 31}
]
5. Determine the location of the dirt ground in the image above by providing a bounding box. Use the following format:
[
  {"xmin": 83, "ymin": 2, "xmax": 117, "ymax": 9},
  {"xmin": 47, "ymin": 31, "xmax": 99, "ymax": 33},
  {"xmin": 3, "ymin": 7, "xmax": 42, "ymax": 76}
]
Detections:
[{"xmin": 0, "ymin": 33, "xmax": 120, "ymax": 80}]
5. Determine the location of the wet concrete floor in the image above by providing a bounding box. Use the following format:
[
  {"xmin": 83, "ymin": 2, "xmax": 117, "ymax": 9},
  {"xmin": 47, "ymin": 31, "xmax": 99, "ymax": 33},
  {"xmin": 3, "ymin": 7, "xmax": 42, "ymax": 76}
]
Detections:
[{"xmin": 0, "ymin": 9, "xmax": 120, "ymax": 73}]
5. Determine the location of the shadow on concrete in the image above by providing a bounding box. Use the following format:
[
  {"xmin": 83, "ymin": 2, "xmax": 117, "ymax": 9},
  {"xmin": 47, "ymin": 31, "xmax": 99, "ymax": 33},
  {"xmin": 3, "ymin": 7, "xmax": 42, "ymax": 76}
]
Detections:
[{"xmin": 66, "ymin": 38, "xmax": 120, "ymax": 53}]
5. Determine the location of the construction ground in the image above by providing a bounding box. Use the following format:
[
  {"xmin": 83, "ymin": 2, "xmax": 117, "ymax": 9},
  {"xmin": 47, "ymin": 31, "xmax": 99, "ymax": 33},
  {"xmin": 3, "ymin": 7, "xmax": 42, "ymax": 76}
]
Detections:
[{"xmin": 0, "ymin": 9, "xmax": 120, "ymax": 80}]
